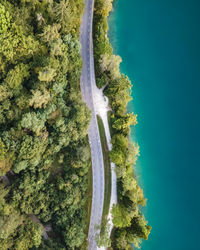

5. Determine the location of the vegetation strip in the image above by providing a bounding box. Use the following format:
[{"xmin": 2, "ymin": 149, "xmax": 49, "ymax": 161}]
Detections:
[
  {"xmin": 93, "ymin": 0, "xmax": 152, "ymax": 248},
  {"xmin": 97, "ymin": 115, "xmax": 111, "ymax": 225},
  {"xmin": 82, "ymin": 159, "xmax": 93, "ymax": 249},
  {"xmin": 97, "ymin": 114, "xmax": 114, "ymax": 248}
]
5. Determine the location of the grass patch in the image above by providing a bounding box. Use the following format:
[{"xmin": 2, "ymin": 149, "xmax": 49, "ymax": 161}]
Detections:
[{"xmin": 97, "ymin": 115, "xmax": 111, "ymax": 229}]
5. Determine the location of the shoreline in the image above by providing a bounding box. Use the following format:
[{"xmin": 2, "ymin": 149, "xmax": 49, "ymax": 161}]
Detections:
[{"xmin": 93, "ymin": 0, "xmax": 151, "ymax": 248}]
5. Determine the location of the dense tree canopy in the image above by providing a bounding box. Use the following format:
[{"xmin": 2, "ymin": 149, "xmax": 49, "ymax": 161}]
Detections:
[{"xmin": 0, "ymin": 0, "xmax": 92, "ymax": 249}]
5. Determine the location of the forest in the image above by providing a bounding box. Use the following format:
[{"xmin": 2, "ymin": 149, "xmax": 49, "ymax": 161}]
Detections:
[
  {"xmin": 93, "ymin": 0, "xmax": 152, "ymax": 249},
  {"xmin": 0, "ymin": 0, "xmax": 151, "ymax": 249},
  {"xmin": 0, "ymin": 0, "xmax": 92, "ymax": 249}
]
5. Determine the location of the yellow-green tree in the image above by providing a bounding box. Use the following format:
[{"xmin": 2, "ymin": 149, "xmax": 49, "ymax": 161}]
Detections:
[
  {"xmin": 100, "ymin": 54, "xmax": 122, "ymax": 80},
  {"xmin": 95, "ymin": 0, "xmax": 113, "ymax": 17}
]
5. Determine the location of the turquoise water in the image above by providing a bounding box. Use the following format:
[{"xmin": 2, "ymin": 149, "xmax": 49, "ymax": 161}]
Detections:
[{"xmin": 108, "ymin": 0, "xmax": 200, "ymax": 249}]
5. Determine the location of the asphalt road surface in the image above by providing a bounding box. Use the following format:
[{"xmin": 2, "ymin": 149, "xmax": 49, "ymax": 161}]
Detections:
[{"xmin": 80, "ymin": 0, "xmax": 105, "ymax": 249}]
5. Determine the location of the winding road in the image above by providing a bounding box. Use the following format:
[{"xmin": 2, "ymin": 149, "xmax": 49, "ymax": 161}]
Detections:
[{"xmin": 80, "ymin": 0, "xmax": 105, "ymax": 249}]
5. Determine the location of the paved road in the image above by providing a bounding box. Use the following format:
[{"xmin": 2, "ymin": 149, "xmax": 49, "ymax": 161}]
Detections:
[{"xmin": 80, "ymin": 0, "xmax": 105, "ymax": 249}]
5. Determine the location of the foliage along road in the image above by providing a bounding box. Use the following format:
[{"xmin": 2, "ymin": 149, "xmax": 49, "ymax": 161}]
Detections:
[{"xmin": 80, "ymin": 0, "xmax": 105, "ymax": 249}]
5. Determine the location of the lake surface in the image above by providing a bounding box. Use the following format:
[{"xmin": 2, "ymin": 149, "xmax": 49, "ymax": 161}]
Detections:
[{"xmin": 108, "ymin": 0, "xmax": 200, "ymax": 249}]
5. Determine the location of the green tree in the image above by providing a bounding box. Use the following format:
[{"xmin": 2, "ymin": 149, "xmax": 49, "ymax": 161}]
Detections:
[
  {"xmin": 0, "ymin": 23, "xmax": 39, "ymax": 63},
  {"xmin": 0, "ymin": 3, "xmax": 11, "ymax": 34},
  {"xmin": 95, "ymin": 0, "xmax": 113, "ymax": 17},
  {"xmin": 38, "ymin": 68, "xmax": 57, "ymax": 82},
  {"xmin": 14, "ymin": 219, "xmax": 43, "ymax": 249},
  {"xmin": 0, "ymin": 138, "xmax": 14, "ymax": 176},
  {"xmin": 112, "ymin": 113, "xmax": 137, "ymax": 135},
  {"xmin": 4, "ymin": 63, "xmax": 29, "ymax": 89},
  {"xmin": 0, "ymin": 212, "xmax": 22, "ymax": 239},
  {"xmin": 110, "ymin": 134, "xmax": 128, "ymax": 165},
  {"xmin": 20, "ymin": 112, "xmax": 46, "ymax": 135},
  {"xmin": 39, "ymin": 24, "xmax": 61, "ymax": 45},
  {"xmin": 52, "ymin": 0, "xmax": 73, "ymax": 34},
  {"xmin": 0, "ymin": 85, "xmax": 12, "ymax": 102},
  {"xmin": 115, "ymin": 229, "xmax": 132, "ymax": 250},
  {"xmin": 111, "ymin": 204, "xmax": 131, "ymax": 228},
  {"xmin": 99, "ymin": 54, "xmax": 122, "ymax": 80},
  {"xmin": 130, "ymin": 215, "xmax": 151, "ymax": 240},
  {"xmin": 0, "ymin": 184, "xmax": 11, "ymax": 215},
  {"xmin": 37, "ymin": 238, "xmax": 66, "ymax": 250},
  {"xmin": 29, "ymin": 87, "xmax": 51, "ymax": 109}
]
